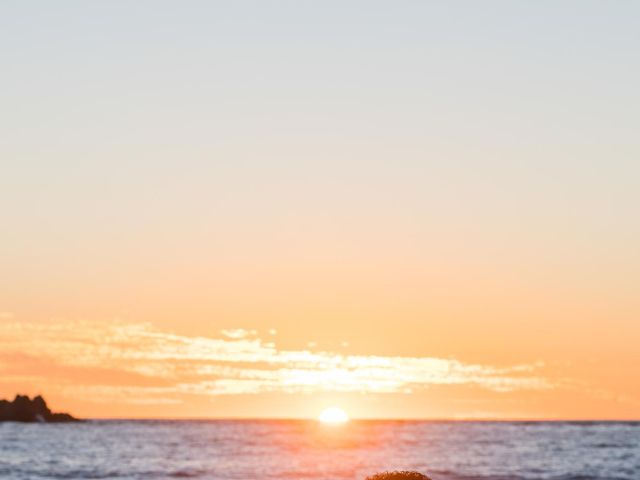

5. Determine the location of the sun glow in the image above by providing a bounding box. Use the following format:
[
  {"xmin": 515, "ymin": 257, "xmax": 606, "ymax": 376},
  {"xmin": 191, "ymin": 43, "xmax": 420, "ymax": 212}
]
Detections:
[{"xmin": 318, "ymin": 407, "xmax": 349, "ymax": 424}]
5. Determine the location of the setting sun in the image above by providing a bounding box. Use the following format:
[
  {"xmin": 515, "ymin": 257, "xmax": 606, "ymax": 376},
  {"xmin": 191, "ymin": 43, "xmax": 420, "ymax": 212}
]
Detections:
[{"xmin": 318, "ymin": 407, "xmax": 349, "ymax": 424}]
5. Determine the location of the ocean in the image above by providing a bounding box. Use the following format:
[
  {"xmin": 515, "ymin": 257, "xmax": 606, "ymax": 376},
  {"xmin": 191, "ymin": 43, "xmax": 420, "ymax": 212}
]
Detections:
[{"xmin": 0, "ymin": 420, "xmax": 638, "ymax": 480}]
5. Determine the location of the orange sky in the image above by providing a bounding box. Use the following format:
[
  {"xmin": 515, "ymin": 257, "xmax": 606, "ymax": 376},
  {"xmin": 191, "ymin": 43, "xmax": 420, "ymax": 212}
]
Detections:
[
  {"xmin": 1, "ymin": 2, "xmax": 639, "ymax": 419},
  {"xmin": 1, "ymin": 311, "xmax": 638, "ymax": 419}
]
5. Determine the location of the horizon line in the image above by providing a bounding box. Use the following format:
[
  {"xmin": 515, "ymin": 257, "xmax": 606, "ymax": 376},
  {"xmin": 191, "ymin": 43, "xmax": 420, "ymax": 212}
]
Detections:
[{"xmin": 78, "ymin": 416, "xmax": 640, "ymax": 423}]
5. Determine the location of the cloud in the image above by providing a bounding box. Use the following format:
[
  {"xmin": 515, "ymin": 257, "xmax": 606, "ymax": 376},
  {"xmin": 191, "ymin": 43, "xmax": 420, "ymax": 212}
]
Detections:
[
  {"xmin": 220, "ymin": 328, "xmax": 257, "ymax": 339},
  {"xmin": 0, "ymin": 320, "xmax": 552, "ymax": 404}
]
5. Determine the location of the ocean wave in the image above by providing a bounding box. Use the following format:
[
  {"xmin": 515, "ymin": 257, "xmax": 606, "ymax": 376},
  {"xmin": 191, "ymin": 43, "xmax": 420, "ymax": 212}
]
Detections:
[
  {"xmin": 431, "ymin": 473, "xmax": 636, "ymax": 480},
  {"xmin": 1, "ymin": 421, "xmax": 638, "ymax": 480}
]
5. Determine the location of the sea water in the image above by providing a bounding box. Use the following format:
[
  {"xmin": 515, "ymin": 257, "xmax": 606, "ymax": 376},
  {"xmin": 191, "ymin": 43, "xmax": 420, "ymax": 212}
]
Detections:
[{"xmin": 0, "ymin": 420, "xmax": 638, "ymax": 479}]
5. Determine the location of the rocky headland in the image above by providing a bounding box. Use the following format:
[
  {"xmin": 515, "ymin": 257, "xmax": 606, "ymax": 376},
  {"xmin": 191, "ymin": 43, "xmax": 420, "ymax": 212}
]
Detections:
[{"xmin": 0, "ymin": 394, "xmax": 79, "ymax": 422}]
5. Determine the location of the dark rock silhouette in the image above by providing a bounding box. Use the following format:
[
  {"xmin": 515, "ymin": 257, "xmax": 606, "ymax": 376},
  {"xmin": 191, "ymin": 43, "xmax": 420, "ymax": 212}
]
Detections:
[{"xmin": 0, "ymin": 394, "xmax": 79, "ymax": 422}]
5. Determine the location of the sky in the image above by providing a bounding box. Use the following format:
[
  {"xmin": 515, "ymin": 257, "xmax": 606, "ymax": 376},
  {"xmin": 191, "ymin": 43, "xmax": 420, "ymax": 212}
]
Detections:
[{"xmin": 1, "ymin": 1, "xmax": 639, "ymax": 419}]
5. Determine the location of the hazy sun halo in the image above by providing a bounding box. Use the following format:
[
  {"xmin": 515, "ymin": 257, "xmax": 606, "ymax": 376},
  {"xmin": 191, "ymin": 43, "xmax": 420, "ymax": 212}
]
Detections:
[{"xmin": 318, "ymin": 407, "xmax": 349, "ymax": 424}]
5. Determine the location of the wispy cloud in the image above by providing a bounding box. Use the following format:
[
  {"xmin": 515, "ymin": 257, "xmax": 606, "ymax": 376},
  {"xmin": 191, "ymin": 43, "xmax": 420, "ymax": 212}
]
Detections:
[
  {"xmin": 220, "ymin": 328, "xmax": 257, "ymax": 339},
  {"xmin": 0, "ymin": 320, "xmax": 551, "ymax": 404}
]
